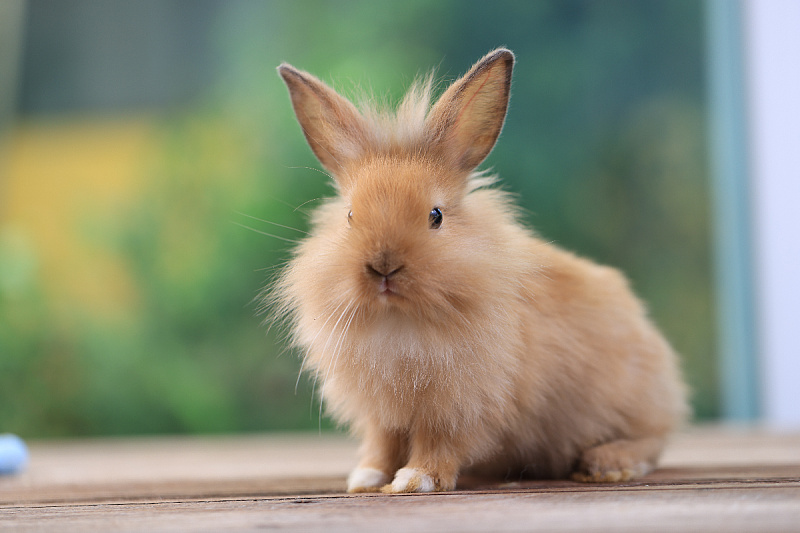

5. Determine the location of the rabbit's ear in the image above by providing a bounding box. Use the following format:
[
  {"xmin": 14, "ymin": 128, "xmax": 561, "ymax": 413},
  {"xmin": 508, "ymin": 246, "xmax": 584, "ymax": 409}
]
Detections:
[
  {"xmin": 427, "ymin": 49, "xmax": 514, "ymax": 172},
  {"xmin": 278, "ymin": 63, "xmax": 367, "ymax": 180}
]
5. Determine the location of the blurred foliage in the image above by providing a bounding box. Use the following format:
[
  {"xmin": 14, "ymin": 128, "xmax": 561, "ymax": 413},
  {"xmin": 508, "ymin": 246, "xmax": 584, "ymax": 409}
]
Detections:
[{"xmin": 0, "ymin": 0, "xmax": 715, "ymax": 437}]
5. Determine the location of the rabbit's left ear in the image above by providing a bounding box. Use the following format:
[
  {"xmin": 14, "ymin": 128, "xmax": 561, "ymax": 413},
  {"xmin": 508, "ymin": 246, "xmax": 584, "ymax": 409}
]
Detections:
[
  {"xmin": 278, "ymin": 63, "xmax": 367, "ymax": 181},
  {"xmin": 427, "ymin": 49, "xmax": 514, "ymax": 172}
]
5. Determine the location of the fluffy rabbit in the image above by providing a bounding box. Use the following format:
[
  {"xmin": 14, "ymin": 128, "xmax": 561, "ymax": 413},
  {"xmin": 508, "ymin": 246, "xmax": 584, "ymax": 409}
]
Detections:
[{"xmin": 273, "ymin": 48, "xmax": 688, "ymax": 493}]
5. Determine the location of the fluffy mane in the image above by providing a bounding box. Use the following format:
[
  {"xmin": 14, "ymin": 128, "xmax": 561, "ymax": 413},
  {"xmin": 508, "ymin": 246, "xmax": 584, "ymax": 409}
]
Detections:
[
  {"xmin": 354, "ymin": 73, "xmax": 436, "ymax": 154},
  {"xmin": 353, "ymin": 74, "xmax": 498, "ymax": 192}
]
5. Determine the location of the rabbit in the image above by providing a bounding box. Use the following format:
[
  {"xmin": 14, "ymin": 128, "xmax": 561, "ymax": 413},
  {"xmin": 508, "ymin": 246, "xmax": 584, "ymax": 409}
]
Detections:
[{"xmin": 272, "ymin": 48, "xmax": 689, "ymax": 494}]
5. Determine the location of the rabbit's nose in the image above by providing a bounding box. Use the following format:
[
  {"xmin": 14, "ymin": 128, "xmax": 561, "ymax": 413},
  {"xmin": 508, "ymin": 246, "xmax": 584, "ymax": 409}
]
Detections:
[
  {"xmin": 366, "ymin": 252, "xmax": 404, "ymax": 278},
  {"xmin": 367, "ymin": 263, "xmax": 404, "ymax": 279}
]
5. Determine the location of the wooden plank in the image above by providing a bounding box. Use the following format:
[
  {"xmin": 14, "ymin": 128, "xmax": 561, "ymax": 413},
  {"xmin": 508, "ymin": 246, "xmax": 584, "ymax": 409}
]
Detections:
[
  {"xmin": 3, "ymin": 425, "xmax": 799, "ymax": 506},
  {"xmin": 2, "ymin": 486, "xmax": 800, "ymax": 533},
  {"xmin": 1, "ymin": 426, "xmax": 799, "ymax": 532}
]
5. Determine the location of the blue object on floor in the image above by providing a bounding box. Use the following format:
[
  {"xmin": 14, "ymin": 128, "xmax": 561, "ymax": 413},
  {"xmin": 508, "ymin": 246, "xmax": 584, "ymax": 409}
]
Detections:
[{"xmin": 0, "ymin": 434, "xmax": 28, "ymax": 474}]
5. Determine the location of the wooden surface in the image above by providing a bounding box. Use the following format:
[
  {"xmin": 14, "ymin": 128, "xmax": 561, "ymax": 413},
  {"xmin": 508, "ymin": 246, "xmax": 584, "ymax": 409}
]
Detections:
[{"xmin": 1, "ymin": 426, "xmax": 799, "ymax": 532}]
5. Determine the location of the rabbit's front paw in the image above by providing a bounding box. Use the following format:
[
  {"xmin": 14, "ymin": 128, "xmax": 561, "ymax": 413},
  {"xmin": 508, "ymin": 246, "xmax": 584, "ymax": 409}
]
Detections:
[
  {"xmin": 381, "ymin": 467, "xmax": 453, "ymax": 493},
  {"xmin": 347, "ymin": 467, "xmax": 390, "ymax": 493}
]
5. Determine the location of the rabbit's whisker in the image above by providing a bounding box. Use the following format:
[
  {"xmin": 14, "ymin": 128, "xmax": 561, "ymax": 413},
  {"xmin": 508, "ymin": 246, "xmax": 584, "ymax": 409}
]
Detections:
[
  {"xmin": 235, "ymin": 211, "xmax": 311, "ymax": 235},
  {"xmin": 231, "ymin": 222, "xmax": 300, "ymax": 244}
]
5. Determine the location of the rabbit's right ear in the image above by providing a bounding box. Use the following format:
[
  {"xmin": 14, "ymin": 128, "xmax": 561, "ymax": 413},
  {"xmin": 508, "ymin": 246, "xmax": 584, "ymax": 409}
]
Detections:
[{"xmin": 278, "ymin": 63, "xmax": 367, "ymax": 182}]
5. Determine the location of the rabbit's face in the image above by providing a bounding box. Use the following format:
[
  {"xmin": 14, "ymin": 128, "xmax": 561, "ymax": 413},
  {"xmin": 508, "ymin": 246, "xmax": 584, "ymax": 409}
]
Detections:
[
  {"xmin": 339, "ymin": 156, "xmax": 467, "ymax": 319},
  {"xmin": 277, "ymin": 49, "xmax": 515, "ymax": 326}
]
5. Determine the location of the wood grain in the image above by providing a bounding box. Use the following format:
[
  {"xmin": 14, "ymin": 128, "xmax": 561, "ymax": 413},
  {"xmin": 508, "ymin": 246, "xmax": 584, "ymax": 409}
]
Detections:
[{"xmin": 1, "ymin": 426, "xmax": 799, "ymax": 532}]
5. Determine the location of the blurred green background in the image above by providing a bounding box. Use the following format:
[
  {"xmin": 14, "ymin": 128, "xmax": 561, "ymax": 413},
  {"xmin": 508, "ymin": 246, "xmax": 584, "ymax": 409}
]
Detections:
[{"xmin": 0, "ymin": 0, "xmax": 714, "ymax": 438}]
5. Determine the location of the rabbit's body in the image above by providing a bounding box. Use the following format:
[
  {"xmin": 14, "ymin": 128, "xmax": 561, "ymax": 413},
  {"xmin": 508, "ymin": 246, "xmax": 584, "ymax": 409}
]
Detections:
[{"xmin": 275, "ymin": 49, "xmax": 688, "ymax": 493}]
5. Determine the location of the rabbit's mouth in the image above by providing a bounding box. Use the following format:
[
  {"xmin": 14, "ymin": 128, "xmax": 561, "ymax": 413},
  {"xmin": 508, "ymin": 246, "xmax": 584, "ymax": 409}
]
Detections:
[
  {"xmin": 366, "ymin": 259, "xmax": 405, "ymax": 299},
  {"xmin": 378, "ymin": 276, "xmax": 399, "ymax": 296}
]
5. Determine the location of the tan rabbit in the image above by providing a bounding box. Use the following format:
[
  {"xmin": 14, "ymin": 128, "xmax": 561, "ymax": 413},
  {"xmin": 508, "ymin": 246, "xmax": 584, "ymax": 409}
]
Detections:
[{"xmin": 273, "ymin": 49, "xmax": 689, "ymax": 493}]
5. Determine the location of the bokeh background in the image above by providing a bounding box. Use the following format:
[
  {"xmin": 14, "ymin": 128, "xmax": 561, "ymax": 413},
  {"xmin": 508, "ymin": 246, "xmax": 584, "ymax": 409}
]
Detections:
[{"xmin": 0, "ymin": 0, "xmax": 715, "ymax": 438}]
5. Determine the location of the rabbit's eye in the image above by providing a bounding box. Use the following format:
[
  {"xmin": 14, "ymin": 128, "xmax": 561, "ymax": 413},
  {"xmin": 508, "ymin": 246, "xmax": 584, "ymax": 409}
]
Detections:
[
  {"xmin": 347, "ymin": 210, "xmax": 353, "ymax": 225},
  {"xmin": 429, "ymin": 207, "xmax": 443, "ymax": 229}
]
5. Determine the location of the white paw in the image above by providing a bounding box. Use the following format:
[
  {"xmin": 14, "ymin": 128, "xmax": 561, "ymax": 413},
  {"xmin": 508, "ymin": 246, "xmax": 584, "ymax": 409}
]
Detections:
[
  {"xmin": 347, "ymin": 467, "xmax": 389, "ymax": 493},
  {"xmin": 389, "ymin": 467, "xmax": 435, "ymax": 493}
]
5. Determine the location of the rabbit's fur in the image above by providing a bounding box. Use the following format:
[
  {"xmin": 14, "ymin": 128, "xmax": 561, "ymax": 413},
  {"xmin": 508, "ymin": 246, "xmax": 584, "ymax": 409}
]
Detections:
[{"xmin": 274, "ymin": 49, "xmax": 688, "ymax": 493}]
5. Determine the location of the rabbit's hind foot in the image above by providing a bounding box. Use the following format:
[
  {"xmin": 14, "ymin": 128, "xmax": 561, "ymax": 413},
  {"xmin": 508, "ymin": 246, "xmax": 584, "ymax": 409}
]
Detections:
[{"xmin": 571, "ymin": 436, "xmax": 664, "ymax": 483}]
